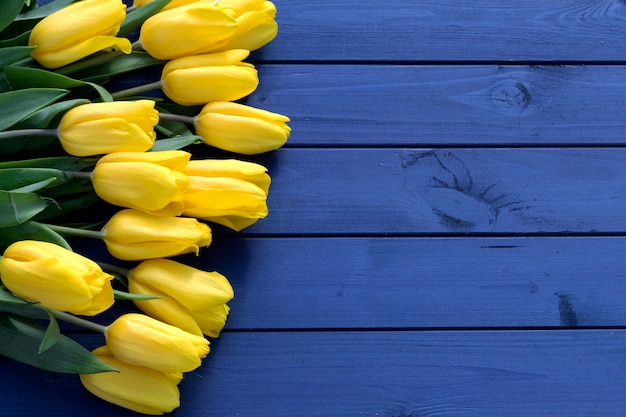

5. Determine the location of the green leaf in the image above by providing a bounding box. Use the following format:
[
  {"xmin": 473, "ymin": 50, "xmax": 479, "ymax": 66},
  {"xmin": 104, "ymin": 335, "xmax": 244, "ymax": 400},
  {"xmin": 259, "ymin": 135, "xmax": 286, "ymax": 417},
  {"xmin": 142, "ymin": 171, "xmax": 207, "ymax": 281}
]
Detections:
[
  {"xmin": 15, "ymin": 0, "xmax": 76, "ymax": 21},
  {"xmin": 33, "ymin": 191, "xmax": 101, "ymax": 221},
  {"xmin": 0, "ymin": 287, "xmax": 28, "ymax": 305},
  {"xmin": 0, "ymin": 156, "xmax": 94, "ymax": 171},
  {"xmin": 0, "ymin": 313, "xmax": 117, "ymax": 374},
  {"xmin": 0, "ymin": 221, "xmax": 71, "ymax": 249},
  {"xmin": 113, "ymin": 289, "xmax": 162, "ymax": 301},
  {"xmin": 15, "ymin": 98, "xmax": 90, "ymax": 129},
  {"xmin": 150, "ymin": 135, "xmax": 202, "ymax": 151},
  {"xmin": 0, "ymin": 46, "xmax": 35, "ymax": 69},
  {"xmin": 0, "ymin": 191, "xmax": 50, "ymax": 227},
  {"xmin": 0, "ymin": 168, "xmax": 71, "ymax": 192},
  {"xmin": 75, "ymin": 52, "xmax": 164, "ymax": 82},
  {"xmin": 0, "ymin": 88, "xmax": 68, "ymax": 131},
  {"xmin": 5, "ymin": 67, "xmax": 112, "ymax": 101},
  {"xmin": 0, "ymin": 0, "xmax": 26, "ymax": 32},
  {"xmin": 0, "ymin": 31, "xmax": 31, "ymax": 48},
  {"xmin": 118, "ymin": 0, "xmax": 172, "ymax": 38},
  {"xmin": 38, "ymin": 308, "xmax": 61, "ymax": 354}
]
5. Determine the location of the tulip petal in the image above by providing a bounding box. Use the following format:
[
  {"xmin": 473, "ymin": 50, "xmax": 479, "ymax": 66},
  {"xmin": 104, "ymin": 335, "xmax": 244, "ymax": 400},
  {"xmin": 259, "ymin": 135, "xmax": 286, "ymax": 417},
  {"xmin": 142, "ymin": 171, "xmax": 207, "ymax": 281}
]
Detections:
[{"xmin": 32, "ymin": 35, "xmax": 131, "ymax": 69}]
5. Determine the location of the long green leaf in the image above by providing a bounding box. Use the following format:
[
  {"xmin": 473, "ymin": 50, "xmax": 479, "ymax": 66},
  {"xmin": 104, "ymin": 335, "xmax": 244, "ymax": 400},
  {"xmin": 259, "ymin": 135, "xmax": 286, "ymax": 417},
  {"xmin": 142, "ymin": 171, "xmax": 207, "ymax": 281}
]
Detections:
[
  {"xmin": 76, "ymin": 52, "xmax": 164, "ymax": 82},
  {"xmin": 0, "ymin": 88, "xmax": 68, "ymax": 131},
  {"xmin": 0, "ymin": 221, "xmax": 71, "ymax": 249},
  {"xmin": 0, "ymin": 191, "xmax": 50, "ymax": 227},
  {"xmin": 5, "ymin": 67, "xmax": 112, "ymax": 101},
  {"xmin": 0, "ymin": 168, "xmax": 70, "ymax": 191},
  {"xmin": 14, "ymin": 98, "xmax": 89, "ymax": 128},
  {"xmin": 38, "ymin": 307, "xmax": 61, "ymax": 354},
  {"xmin": 0, "ymin": 46, "xmax": 35, "ymax": 69},
  {"xmin": 118, "ymin": 0, "xmax": 172, "ymax": 38},
  {"xmin": 0, "ymin": 313, "xmax": 117, "ymax": 374},
  {"xmin": 0, "ymin": 287, "xmax": 28, "ymax": 305},
  {"xmin": 150, "ymin": 135, "xmax": 202, "ymax": 151},
  {"xmin": 15, "ymin": 0, "xmax": 76, "ymax": 20},
  {"xmin": 0, "ymin": 156, "xmax": 93, "ymax": 171},
  {"xmin": 0, "ymin": 0, "xmax": 26, "ymax": 32},
  {"xmin": 0, "ymin": 31, "xmax": 31, "ymax": 48}
]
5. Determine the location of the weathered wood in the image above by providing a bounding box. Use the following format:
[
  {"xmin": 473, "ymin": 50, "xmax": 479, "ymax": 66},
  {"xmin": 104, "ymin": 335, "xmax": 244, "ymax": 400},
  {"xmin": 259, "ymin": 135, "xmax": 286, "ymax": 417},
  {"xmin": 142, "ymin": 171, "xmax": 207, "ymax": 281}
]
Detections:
[
  {"xmin": 253, "ymin": 0, "xmax": 626, "ymax": 62},
  {"xmin": 3, "ymin": 330, "xmax": 626, "ymax": 417},
  {"xmin": 180, "ymin": 236, "xmax": 626, "ymax": 329},
  {"xmin": 249, "ymin": 64, "xmax": 626, "ymax": 146},
  {"xmin": 230, "ymin": 148, "xmax": 626, "ymax": 235}
]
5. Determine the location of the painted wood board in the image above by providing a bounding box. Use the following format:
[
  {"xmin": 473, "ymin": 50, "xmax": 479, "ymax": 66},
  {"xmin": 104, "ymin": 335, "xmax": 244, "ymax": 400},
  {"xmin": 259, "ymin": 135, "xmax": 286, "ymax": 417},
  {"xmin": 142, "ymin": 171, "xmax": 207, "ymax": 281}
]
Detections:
[
  {"xmin": 249, "ymin": 64, "xmax": 626, "ymax": 146},
  {"xmin": 253, "ymin": 0, "xmax": 626, "ymax": 62},
  {"xmin": 224, "ymin": 148, "xmax": 626, "ymax": 235},
  {"xmin": 3, "ymin": 330, "xmax": 626, "ymax": 417},
  {"xmin": 178, "ymin": 236, "xmax": 626, "ymax": 329}
]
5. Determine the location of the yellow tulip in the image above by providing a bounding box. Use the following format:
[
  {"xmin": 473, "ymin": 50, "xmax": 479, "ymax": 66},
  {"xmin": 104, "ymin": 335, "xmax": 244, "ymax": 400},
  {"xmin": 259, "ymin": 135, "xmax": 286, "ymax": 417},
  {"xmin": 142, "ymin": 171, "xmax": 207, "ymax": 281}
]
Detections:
[
  {"xmin": 161, "ymin": 50, "xmax": 258, "ymax": 106},
  {"xmin": 133, "ymin": 0, "xmax": 201, "ymax": 11},
  {"xmin": 80, "ymin": 346, "xmax": 181, "ymax": 415},
  {"xmin": 183, "ymin": 159, "xmax": 271, "ymax": 193},
  {"xmin": 92, "ymin": 151, "xmax": 191, "ymax": 216},
  {"xmin": 105, "ymin": 313, "xmax": 210, "ymax": 373},
  {"xmin": 102, "ymin": 209, "xmax": 212, "ymax": 261},
  {"xmin": 195, "ymin": 101, "xmax": 290, "ymax": 154},
  {"xmin": 0, "ymin": 240, "xmax": 114, "ymax": 316},
  {"xmin": 128, "ymin": 259, "xmax": 233, "ymax": 337},
  {"xmin": 28, "ymin": 0, "xmax": 131, "ymax": 68},
  {"xmin": 139, "ymin": 1, "xmax": 237, "ymax": 60},
  {"xmin": 212, "ymin": 0, "xmax": 278, "ymax": 52},
  {"xmin": 57, "ymin": 100, "xmax": 159, "ymax": 157},
  {"xmin": 183, "ymin": 175, "xmax": 269, "ymax": 231}
]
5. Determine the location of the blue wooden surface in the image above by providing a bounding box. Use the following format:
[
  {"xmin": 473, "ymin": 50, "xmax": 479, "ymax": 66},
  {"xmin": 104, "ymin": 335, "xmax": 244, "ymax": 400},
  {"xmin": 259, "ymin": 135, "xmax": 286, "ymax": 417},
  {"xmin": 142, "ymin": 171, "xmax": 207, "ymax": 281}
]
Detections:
[{"xmin": 5, "ymin": 0, "xmax": 626, "ymax": 416}]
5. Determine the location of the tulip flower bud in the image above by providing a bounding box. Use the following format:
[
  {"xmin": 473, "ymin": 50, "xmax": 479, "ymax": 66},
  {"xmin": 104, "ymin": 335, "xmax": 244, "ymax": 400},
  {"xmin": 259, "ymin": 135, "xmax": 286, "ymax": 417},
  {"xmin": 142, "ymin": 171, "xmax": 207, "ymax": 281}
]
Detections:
[
  {"xmin": 139, "ymin": 1, "xmax": 237, "ymax": 60},
  {"xmin": 57, "ymin": 100, "xmax": 159, "ymax": 157},
  {"xmin": 183, "ymin": 175, "xmax": 269, "ymax": 231},
  {"xmin": 129, "ymin": 259, "xmax": 234, "ymax": 337},
  {"xmin": 0, "ymin": 240, "xmax": 114, "ymax": 316},
  {"xmin": 28, "ymin": 0, "xmax": 132, "ymax": 68},
  {"xmin": 134, "ymin": 0, "xmax": 201, "ymax": 11},
  {"xmin": 184, "ymin": 159, "xmax": 271, "ymax": 193},
  {"xmin": 102, "ymin": 209, "xmax": 212, "ymax": 261},
  {"xmin": 80, "ymin": 346, "xmax": 181, "ymax": 415},
  {"xmin": 92, "ymin": 151, "xmax": 191, "ymax": 216},
  {"xmin": 212, "ymin": 0, "xmax": 278, "ymax": 52},
  {"xmin": 161, "ymin": 50, "xmax": 258, "ymax": 106},
  {"xmin": 105, "ymin": 313, "xmax": 210, "ymax": 373},
  {"xmin": 195, "ymin": 101, "xmax": 290, "ymax": 154}
]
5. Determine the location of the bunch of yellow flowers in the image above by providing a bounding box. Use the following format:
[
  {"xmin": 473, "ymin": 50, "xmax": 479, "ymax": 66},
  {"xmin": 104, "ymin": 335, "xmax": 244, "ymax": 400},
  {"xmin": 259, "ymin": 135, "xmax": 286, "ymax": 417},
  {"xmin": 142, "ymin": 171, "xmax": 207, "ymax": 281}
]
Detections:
[{"xmin": 0, "ymin": 0, "xmax": 289, "ymax": 414}]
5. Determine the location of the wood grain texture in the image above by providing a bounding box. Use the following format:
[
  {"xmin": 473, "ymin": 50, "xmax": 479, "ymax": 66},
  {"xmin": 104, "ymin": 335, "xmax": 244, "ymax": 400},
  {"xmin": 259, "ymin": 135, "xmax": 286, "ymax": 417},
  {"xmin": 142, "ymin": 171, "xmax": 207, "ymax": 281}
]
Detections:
[
  {"xmin": 252, "ymin": 0, "xmax": 626, "ymax": 62},
  {"xmin": 230, "ymin": 148, "xmax": 626, "ymax": 235},
  {"xmin": 178, "ymin": 236, "xmax": 626, "ymax": 329},
  {"xmin": 3, "ymin": 330, "xmax": 626, "ymax": 417},
  {"xmin": 249, "ymin": 64, "xmax": 626, "ymax": 145}
]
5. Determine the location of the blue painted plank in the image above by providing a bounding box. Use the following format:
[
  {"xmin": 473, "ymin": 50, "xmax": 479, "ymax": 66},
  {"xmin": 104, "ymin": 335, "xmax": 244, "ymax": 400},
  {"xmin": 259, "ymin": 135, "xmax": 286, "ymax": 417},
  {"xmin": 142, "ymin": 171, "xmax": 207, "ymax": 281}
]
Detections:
[
  {"xmin": 253, "ymin": 0, "xmax": 626, "ymax": 62},
  {"xmin": 249, "ymin": 64, "xmax": 626, "ymax": 146},
  {"xmin": 228, "ymin": 148, "xmax": 626, "ymax": 235},
  {"xmin": 3, "ymin": 330, "xmax": 626, "ymax": 416},
  {"xmin": 175, "ymin": 236, "xmax": 626, "ymax": 329}
]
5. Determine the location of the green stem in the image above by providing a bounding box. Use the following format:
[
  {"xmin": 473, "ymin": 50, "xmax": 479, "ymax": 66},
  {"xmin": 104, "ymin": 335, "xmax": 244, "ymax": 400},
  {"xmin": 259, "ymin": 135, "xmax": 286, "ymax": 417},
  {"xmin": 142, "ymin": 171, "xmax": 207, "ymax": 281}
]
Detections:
[
  {"xmin": 65, "ymin": 171, "xmax": 93, "ymax": 180},
  {"xmin": 50, "ymin": 310, "xmax": 107, "ymax": 334},
  {"xmin": 158, "ymin": 112, "xmax": 195, "ymax": 125},
  {"xmin": 42, "ymin": 224, "xmax": 105, "ymax": 240},
  {"xmin": 0, "ymin": 128, "xmax": 58, "ymax": 139},
  {"xmin": 98, "ymin": 262, "xmax": 130, "ymax": 278},
  {"xmin": 111, "ymin": 80, "xmax": 163, "ymax": 99}
]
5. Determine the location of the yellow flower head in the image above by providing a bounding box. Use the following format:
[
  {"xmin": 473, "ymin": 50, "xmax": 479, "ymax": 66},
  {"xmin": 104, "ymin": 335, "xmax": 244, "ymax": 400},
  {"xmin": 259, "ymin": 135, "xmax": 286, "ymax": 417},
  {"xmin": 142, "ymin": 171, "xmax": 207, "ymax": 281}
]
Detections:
[
  {"xmin": 28, "ymin": 0, "xmax": 131, "ymax": 68},
  {"xmin": 58, "ymin": 100, "xmax": 159, "ymax": 157},
  {"xmin": 0, "ymin": 240, "xmax": 114, "ymax": 316},
  {"xmin": 105, "ymin": 313, "xmax": 210, "ymax": 373}
]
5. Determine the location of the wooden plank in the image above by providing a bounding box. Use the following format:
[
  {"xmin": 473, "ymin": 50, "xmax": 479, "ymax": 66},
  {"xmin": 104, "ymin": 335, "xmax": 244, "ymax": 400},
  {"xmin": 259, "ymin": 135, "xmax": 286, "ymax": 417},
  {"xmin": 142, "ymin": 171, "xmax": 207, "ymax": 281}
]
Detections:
[
  {"xmin": 179, "ymin": 236, "xmax": 626, "ymax": 329},
  {"xmin": 253, "ymin": 0, "xmax": 626, "ymax": 62},
  {"xmin": 249, "ymin": 64, "xmax": 626, "ymax": 146},
  {"xmin": 227, "ymin": 148, "xmax": 626, "ymax": 235},
  {"xmin": 3, "ymin": 330, "xmax": 626, "ymax": 416}
]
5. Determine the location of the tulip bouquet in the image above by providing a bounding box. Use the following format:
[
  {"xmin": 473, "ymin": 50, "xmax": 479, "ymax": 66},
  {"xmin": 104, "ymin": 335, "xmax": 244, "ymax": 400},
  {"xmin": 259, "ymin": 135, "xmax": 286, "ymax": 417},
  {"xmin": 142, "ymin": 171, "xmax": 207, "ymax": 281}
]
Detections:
[{"xmin": 0, "ymin": 0, "xmax": 289, "ymax": 414}]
